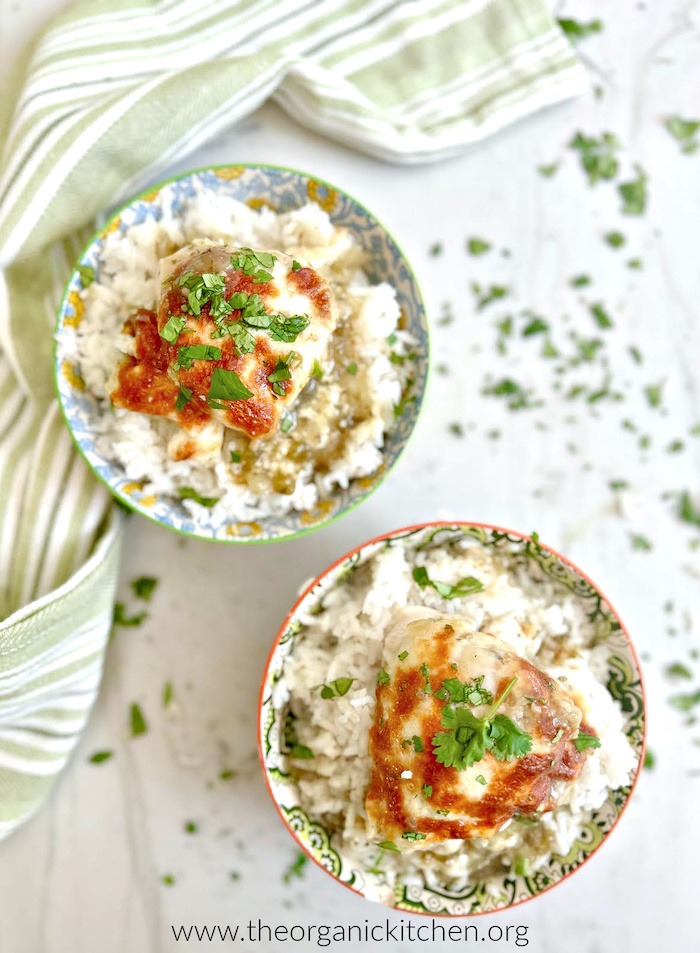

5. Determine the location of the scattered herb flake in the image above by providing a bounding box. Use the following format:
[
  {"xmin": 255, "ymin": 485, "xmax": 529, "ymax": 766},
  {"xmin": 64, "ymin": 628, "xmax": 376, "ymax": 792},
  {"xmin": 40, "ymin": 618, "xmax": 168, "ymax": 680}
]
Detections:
[
  {"xmin": 421, "ymin": 784, "xmax": 432, "ymax": 800},
  {"xmin": 162, "ymin": 681, "xmax": 174, "ymax": 708},
  {"xmin": 644, "ymin": 750, "xmax": 655, "ymax": 770},
  {"xmin": 282, "ymin": 851, "xmax": 308, "ymax": 884},
  {"xmin": 178, "ymin": 486, "xmax": 218, "ymax": 508},
  {"xmin": 377, "ymin": 840, "xmax": 400, "ymax": 852},
  {"xmin": 571, "ymin": 274, "xmax": 592, "ymax": 288},
  {"xmin": 604, "ymin": 230, "xmax": 626, "ymax": 248},
  {"xmin": 113, "ymin": 603, "xmax": 147, "ymax": 628},
  {"xmin": 644, "ymin": 382, "xmax": 664, "ymax": 408},
  {"xmin": 572, "ymin": 731, "xmax": 601, "ymax": 752},
  {"xmin": 590, "ymin": 302, "xmax": 613, "ymax": 329},
  {"xmin": 557, "ymin": 17, "xmax": 603, "ymax": 39},
  {"xmin": 630, "ymin": 533, "xmax": 653, "ymax": 551},
  {"xmin": 402, "ymin": 831, "xmax": 427, "ymax": 842},
  {"xmin": 184, "ymin": 820, "xmax": 198, "ymax": 834},
  {"xmin": 132, "ymin": 576, "xmax": 158, "ymax": 601},
  {"xmin": 569, "ymin": 131, "xmax": 620, "ymax": 185},
  {"xmin": 130, "ymin": 703, "xmax": 147, "ymax": 737},
  {"xmin": 376, "ymin": 669, "xmax": 390, "ymax": 687},
  {"xmin": 667, "ymin": 662, "xmax": 693, "ymax": 680},
  {"xmin": 429, "ymin": 242, "xmax": 443, "ymax": 257},
  {"xmin": 679, "ymin": 492, "xmax": 700, "ymax": 528},
  {"xmin": 537, "ymin": 163, "xmax": 559, "ymax": 177},
  {"xmin": 618, "ymin": 165, "xmax": 648, "ymax": 215},
  {"xmin": 669, "ymin": 689, "xmax": 700, "ymax": 713},
  {"xmin": 88, "ymin": 750, "xmax": 113, "ymax": 764},
  {"xmin": 664, "ymin": 115, "xmax": 699, "ymax": 154},
  {"xmin": 467, "ymin": 237, "xmax": 491, "ymax": 256},
  {"xmin": 209, "ymin": 367, "xmax": 254, "ymax": 402},
  {"xmin": 412, "ymin": 565, "xmax": 484, "ymax": 599}
]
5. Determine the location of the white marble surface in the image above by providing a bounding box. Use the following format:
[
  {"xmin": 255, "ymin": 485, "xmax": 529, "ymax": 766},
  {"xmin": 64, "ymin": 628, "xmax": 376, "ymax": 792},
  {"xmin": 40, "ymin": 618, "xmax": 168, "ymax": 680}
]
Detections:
[{"xmin": 1, "ymin": 1, "xmax": 699, "ymax": 950}]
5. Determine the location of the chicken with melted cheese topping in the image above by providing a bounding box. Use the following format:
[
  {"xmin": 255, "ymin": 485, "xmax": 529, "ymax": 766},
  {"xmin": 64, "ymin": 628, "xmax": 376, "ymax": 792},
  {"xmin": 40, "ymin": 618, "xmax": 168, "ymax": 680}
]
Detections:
[
  {"xmin": 366, "ymin": 608, "xmax": 598, "ymax": 849},
  {"xmin": 110, "ymin": 241, "xmax": 337, "ymax": 458}
]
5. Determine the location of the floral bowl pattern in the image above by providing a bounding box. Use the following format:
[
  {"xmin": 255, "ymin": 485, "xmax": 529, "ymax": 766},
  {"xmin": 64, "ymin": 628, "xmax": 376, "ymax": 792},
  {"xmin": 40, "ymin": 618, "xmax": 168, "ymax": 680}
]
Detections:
[
  {"xmin": 258, "ymin": 522, "xmax": 646, "ymax": 915},
  {"xmin": 54, "ymin": 165, "xmax": 429, "ymax": 543}
]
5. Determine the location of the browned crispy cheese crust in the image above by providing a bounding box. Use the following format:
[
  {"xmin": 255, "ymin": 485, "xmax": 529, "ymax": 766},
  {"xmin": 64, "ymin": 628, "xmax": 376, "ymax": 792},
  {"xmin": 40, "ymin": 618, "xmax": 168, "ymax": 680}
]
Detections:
[{"xmin": 366, "ymin": 614, "xmax": 597, "ymax": 847}]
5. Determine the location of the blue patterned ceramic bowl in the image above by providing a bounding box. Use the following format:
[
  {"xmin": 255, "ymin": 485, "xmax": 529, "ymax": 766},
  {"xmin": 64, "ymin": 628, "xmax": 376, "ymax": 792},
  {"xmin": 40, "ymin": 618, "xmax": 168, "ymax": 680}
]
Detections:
[
  {"xmin": 54, "ymin": 165, "xmax": 429, "ymax": 543},
  {"xmin": 259, "ymin": 522, "xmax": 646, "ymax": 915}
]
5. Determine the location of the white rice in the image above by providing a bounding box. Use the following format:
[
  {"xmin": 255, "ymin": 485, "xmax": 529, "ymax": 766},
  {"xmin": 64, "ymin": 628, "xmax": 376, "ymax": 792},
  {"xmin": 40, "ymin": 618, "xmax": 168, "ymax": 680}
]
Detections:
[
  {"xmin": 282, "ymin": 534, "xmax": 637, "ymax": 904},
  {"xmin": 71, "ymin": 185, "xmax": 411, "ymax": 522}
]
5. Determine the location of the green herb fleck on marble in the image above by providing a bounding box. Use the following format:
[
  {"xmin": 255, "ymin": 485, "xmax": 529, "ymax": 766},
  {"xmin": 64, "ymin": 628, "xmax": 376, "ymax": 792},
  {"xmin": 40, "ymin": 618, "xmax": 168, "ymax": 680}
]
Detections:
[
  {"xmin": 88, "ymin": 750, "xmax": 113, "ymax": 764},
  {"xmin": 619, "ymin": 165, "xmax": 648, "ymax": 215},
  {"xmin": 557, "ymin": 18, "xmax": 603, "ymax": 39},
  {"xmin": 132, "ymin": 576, "xmax": 158, "ymax": 601},
  {"xmin": 283, "ymin": 851, "xmax": 308, "ymax": 884},
  {"xmin": 467, "ymin": 237, "xmax": 491, "ymax": 256},
  {"xmin": 604, "ymin": 230, "xmax": 625, "ymax": 248},
  {"xmin": 569, "ymin": 131, "xmax": 620, "ymax": 184},
  {"xmin": 664, "ymin": 115, "xmax": 699, "ymax": 154},
  {"xmin": 130, "ymin": 703, "xmax": 147, "ymax": 737}
]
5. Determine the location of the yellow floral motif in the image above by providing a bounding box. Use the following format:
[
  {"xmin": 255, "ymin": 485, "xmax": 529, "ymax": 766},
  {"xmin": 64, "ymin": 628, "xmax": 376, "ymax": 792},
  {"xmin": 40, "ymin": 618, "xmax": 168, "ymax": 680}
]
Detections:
[
  {"xmin": 139, "ymin": 495, "xmax": 157, "ymax": 507},
  {"xmin": 216, "ymin": 166, "xmax": 245, "ymax": 180},
  {"xmin": 102, "ymin": 216, "xmax": 121, "ymax": 236},
  {"xmin": 63, "ymin": 290, "xmax": 84, "ymax": 328},
  {"xmin": 299, "ymin": 500, "xmax": 335, "ymax": 526},
  {"xmin": 62, "ymin": 360, "xmax": 84, "ymax": 391},
  {"xmin": 122, "ymin": 481, "xmax": 145, "ymax": 496},
  {"xmin": 246, "ymin": 197, "xmax": 277, "ymax": 212},
  {"xmin": 140, "ymin": 188, "xmax": 160, "ymax": 202},
  {"xmin": 307, "ymin": 180, "xmax": 338, "ymax": 213},
  {"xmin": 226, "ymin": 521, "xmax": 263, "ymax": 537}
]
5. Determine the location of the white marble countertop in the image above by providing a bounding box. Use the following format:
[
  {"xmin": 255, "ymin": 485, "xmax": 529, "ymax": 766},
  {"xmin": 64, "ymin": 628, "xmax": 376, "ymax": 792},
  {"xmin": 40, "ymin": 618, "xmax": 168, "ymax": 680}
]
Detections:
[{"xmin": 1, "ymin": 1, "xmax": 698, "ymax": 951}]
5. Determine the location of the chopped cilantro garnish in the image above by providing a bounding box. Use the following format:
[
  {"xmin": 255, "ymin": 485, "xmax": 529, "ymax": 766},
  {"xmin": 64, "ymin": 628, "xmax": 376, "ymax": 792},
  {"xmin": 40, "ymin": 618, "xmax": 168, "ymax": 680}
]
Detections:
[
  {"xmin": 522, "ymin": 316, "xmax": 548, "ymax": 336},
  {"xmin": 292, "ymin": 260, "xmax": 302, "ymax": 271},
  {"xmin": 311, "ymin": 359, "xmax": 323, "ymax": 379},
  {"xmin": 421, "ymin": 784, "xmax": 432, "ymax": 800},
  {"xmin": 402, "ymin": 831, "xmax": 427, "ymax": 842},
  {"xmin": 319, "ymin": 677, "xmax": 355, "ymax": 699},
  {"xmin": 609, "ymin": 479, "xmax": 629, "ymax": 491},
  {"xmin": 77, "ymin": 264, "xmax": 96, "ymax": 287},
  {"xmin": 537, "ymin": 163, "xmax": 559, "ymax": 177},
  {"xmin": 209, "ymin": 367, "xmax": 253, "ymax": 402},
  {"xmin": 590, "ymin": 302, "xmax": 613, "ymax": 329},
  {"xmin": 643, "ymin": 750, "xmax": 655, "ymax": 770},
  {"xmin": 377, "ymin": 840, "xmax": 400, "ymax": 851},
  {"xmin": 570, "ymin": 274, "xmax": 592, "ymax": 288},
  {"xmin": 269, "ymin": 314, "xmax": 309, "ymax": 342},
  {"xmin": 282, "ymin": 851, "xmax": 308, "ymax": 883},
  {"xmin": 433, "ymin": 675, "xmax": 493, "ymax": 706},
  {"xmin": 432, "ymin": 677, "xmax": 532, "ymax": 770},
  {"xmin": 604, "ymin": 230, "xmax": 626, "ymax": 248},
  {"xmin": 220, "ymin": 768, "xmax": 236, "ymax": 781},
  {"xmin": 161, "ymin": 874, "xmax": 175, "ymax": 886},
  {"xmin": 178, "ymin": 486, "xmax": 218, "ymax": 508},
  {"xmin": 412, "ymin": 565, "xmax": 484, "ymax": 599},
  {"xmin": 410, "ymin": 735, "xmax": 423, "ymax": 753},
  {"xmin": 227, "ymin": 321, "xmax": 256, "ymax": 355},
  {"xmin": 630, "ymin": 533, "xmax": 652, "ymax": 551},
  {"xmin": 514, "ymin": 855, "xmax": 529, "ymax": 877},
  {"xmin": 467, "ymin": 237, "xmax": 491, "ymax": 256},
  {"xmin": 398, "ymin": 651, "xmax": 409, "ymax": 661},
  {"xmin": 627, "ymin": 257, "xmax": 643, "ymax": 270},
  {"xmin": 175, "ymin": 385, "xmax": 192, "ymax": 411},
  {"xmin": 376, "ymin": 669, "xmax": 390, "ymax": 687},
  {"xmin": 289, "ymin": 744, "xmax": 315, "ymax": 759},
  {"xmin": 230, "ymin": 450, "xmax": 242, "ymax": 463},
  {"xmin": 618, "ymin": 165, "xmax": 648, "ymax": 215},
  {"xmin": 448, "ymin": 422, "xmax": 464, "ymax": 438},
  {"xmin": 644, "ymin": 382, "xmax": 664, "ymax": 408},
  {"xmin": 475, "ymin": 774, "xmax": 487, "ymax": 785},
  {"xmin": 346, "ymin": 361, "xmax": 358, "ymax": 376},
  {"xmin": 176, "ymin": 343, "xmax": 221, "ymax": 369},
  {"xmin": 482, "ymin": 377, "xmax": 541, "ymax": 410},
  {"xmin": 569, "ymin": 131, "xmax": 620, "ymax": 184},
  {"xmin": 679, "ymin": 491, "xmax": 700, "ymax": 528},
  {"xmin": 113, "ymin": 603, "xmax": 147, "ymax": 628},
  {"xmin": 130, "ymin": 702, "xmax": 147, "ymax": 737},
  {"xmin": 160, "ymin": 314, "xmax": 187, "ymax": 344},
  {"xmin": 557, "ymin": 17, "xmax": 603, "ymax": 39},
  {"xmin": 132, "ymin": 576, "xmax": 158, "ymax": 601},
  {"xmin": 664, "ymin": 115, "xmax": 699, "ymax": 154},
  {"xmin": 572, "ymin": 731, "xmax": 601, "ymax": 752},
  {"xmin": 472, "ymin": 282, "xmax": 509, "ymax": 310},
  {"xmin": 184, "ymin": 820, "xmax": 198, "ymax": 834},
  {"xmin": 667, "ymin": 662, "xmax": 693, "ymax": 680},
  {"xmin": 162, "ymin": 681, "xmax": 174, "ymax": 708},
  {"xmin": 88, "ymin": 750, "xmax": 113, "ymax": 764}
]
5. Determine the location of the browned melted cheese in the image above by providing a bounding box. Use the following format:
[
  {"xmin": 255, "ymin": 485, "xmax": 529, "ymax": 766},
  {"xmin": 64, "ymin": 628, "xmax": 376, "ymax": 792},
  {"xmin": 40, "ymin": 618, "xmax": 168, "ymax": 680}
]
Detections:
[
  {"xmin": 365, "ymin": 610, "xmax": 597, "ymax": 848},
  {"xmin": 110, "ymin": 242, "xmax": 336, "ymax": 441}
]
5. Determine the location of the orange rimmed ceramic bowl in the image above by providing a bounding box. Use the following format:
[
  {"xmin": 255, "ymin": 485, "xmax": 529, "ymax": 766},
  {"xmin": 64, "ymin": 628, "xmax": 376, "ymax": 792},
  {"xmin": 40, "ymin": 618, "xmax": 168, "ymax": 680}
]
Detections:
[{"xmin": 258, "ymin": 521, "xmax": 645, "ymax": 916}]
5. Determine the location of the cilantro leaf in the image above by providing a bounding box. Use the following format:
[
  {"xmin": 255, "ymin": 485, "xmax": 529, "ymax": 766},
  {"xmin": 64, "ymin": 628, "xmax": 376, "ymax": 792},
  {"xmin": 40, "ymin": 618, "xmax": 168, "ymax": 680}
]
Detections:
[
  {"xmin": 89, "ymin": 750, "xmax": 113, "ymax": 764},
  {"xmin": 131, "ymin": 577, "xmax": 158, "ymax": 601},
  {"xmin": 433, "ymin": 707, "xmax": 488, "ymax": 769},
  {"xmin": 376, "ymin": 669, "xmax": 390, "ymax": 686},
  {"xmin": 176, "ymin": 343, "xmax": 221, "ymax": 369},
  {"xmin": 486, "ymin": 714, "xmax": 533, "ymax": 761},
  {"xmin": 130, "ymin": 702, "xmax": 147, "ymax": 737},
  {"xmin": 664, "ymin": 115, "xmax": 699, "ymax": 154},
  {"xmin": 175, "ymin": 385, "xmax": 192, "ymax": 411},
  {"xmin": 572, "ymin": 731, "xmax": 601, "ymax": 752},
  {"xmin": 557, "ymin": 17, "xmax": 603, "ymax": 39},
  {"xmin": 228, "ymin": 321, "xmax": 256, "ymax": 355},
  {"xmin": 467, "ymin": 237, "xmax": 491, "ymax": 256},
  {"xmin": 319, "ymin": 677, "xmax": 355, "ymax": 699},
  {"xmin": 178, "ymin": 486, "xmax": 219, "ymax": 508},
  {"xmin": 412, "ymin": 565, "xmax": 484, "ymax": 599},
  {"xmin": 618, "ymin": 165, "xmax": 648, "ymax": 215},
  {"xmin": 679, "ymin": 491, "xmax": 700, "ymax": 527},
  {"xmin": 209, "ymin": 367, "xmax": 253, "ymax": 402},
  {"xmin": 569, "ymin": 131, "xmax": 620, "ymax": 185},
  {"xmin": 113, "ymin": 603, "xmax": 147, "ymax": 628},
  {"xmin": 77, "ymin": 264, "xmax": 96, "ymax": 287},
  {"xmin": 269, "ymin": 315, "xmax": 310, "ymax": 342},
  {"xmin": 160, "ymin": 314, "xmax": 187, "ymax": 344}
]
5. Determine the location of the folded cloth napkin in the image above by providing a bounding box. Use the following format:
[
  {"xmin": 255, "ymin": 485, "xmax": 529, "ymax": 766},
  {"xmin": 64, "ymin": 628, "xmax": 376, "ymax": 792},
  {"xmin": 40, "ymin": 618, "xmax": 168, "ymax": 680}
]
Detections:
[{"xmin": 0, "ymin": 0, "xmax": 586, "ymax": 838}]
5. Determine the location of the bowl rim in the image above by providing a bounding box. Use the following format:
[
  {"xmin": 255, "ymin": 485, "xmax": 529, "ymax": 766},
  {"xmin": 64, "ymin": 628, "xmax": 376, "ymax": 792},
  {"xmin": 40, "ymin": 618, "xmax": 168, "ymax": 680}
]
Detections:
[
  {"xmin": 257, "ymin": 519, "xmax": 647, "ymax": 917},
  {"xmin": 53, "ymin": 162, "xmax": 431, "ymax": 545}
]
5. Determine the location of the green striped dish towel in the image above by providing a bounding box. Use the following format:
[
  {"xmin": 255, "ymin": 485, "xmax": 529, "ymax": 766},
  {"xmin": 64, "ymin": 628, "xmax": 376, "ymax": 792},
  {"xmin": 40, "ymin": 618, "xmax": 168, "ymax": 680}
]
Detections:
[{"xmin": 0, "ymin": 0, "xmax": 585, "ymax": 837}]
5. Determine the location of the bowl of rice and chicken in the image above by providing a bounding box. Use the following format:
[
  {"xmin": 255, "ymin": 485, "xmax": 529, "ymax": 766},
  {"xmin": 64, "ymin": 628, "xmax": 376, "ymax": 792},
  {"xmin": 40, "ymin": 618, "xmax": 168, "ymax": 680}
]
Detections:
[
  {"xmin": 258, "ymin": 522, "xmax": 645, "ymax": 915},
  {"xmin": 55, "ymin": 165, "xmax": 428, "ymax": 542}
]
